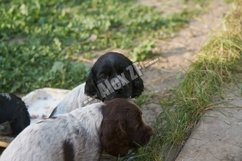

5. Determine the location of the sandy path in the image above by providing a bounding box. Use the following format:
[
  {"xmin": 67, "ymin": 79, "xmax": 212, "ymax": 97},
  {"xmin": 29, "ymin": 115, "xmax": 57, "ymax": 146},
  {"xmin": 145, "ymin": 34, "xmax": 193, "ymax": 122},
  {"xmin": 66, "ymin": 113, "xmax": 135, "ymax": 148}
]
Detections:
[{"xmin": 140, "ymin": 0, "xmax": 229, "ymax": 126}]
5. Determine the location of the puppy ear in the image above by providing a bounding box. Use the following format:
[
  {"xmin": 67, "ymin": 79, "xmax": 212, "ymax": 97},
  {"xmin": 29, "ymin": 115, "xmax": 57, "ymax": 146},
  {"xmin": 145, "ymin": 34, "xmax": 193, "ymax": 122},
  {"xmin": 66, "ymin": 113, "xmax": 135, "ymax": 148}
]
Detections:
[
  {"xmin": 10, "ymin": 95, "xmax": 30, "ymax": 136},
  {"xmin": 84, "ymin": 72, "xmax": 97, "ymax": 97},
  {"xmin": 100, "ymin": 115, "xmax": 130, "ymax": 156},
  {"xmin": 131, "ymin": 76, "xmax": 144, "ymax": 98}
]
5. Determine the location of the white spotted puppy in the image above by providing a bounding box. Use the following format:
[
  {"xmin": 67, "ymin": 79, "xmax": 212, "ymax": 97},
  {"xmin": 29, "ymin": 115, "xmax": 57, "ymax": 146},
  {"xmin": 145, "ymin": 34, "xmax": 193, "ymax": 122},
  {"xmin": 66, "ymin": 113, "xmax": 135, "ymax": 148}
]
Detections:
[{"xmin": 0, "ymin": 98, "xmax": 153, "ymax": 161}]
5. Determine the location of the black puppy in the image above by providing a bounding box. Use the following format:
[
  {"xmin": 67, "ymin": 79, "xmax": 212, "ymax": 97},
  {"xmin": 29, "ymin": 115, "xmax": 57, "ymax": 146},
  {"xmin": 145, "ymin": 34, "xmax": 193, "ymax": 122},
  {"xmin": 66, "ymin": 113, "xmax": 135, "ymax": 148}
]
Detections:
[
  {"xmin": 85, "ymin": 52, "xmax": 144, "ymax": 101},
  {"xmin": 0, "ymin": 93, "xmax": 30, "ymax": 136},
  {"xmin": 50, "ymin": 52, "xmax": 144, "ymax": 117}
]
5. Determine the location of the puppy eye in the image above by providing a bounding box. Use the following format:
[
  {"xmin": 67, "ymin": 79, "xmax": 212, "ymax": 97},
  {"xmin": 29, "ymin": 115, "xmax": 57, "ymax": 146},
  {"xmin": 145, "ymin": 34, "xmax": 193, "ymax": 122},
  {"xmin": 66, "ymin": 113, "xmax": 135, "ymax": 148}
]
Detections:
[
  {"xmin": 139, "ymin": 112, "xmax": 143, "ymax": 117},
  {"xmin": 99, "ymin": 73, "xmax": 107, "ymax": 79},
  {"xmin": 134, "ymin": 122, "xmax": 143, "ymax": 130},
  {"xmin": 135, "ymin": 123, "xmax": 140, "ymax": 129}
]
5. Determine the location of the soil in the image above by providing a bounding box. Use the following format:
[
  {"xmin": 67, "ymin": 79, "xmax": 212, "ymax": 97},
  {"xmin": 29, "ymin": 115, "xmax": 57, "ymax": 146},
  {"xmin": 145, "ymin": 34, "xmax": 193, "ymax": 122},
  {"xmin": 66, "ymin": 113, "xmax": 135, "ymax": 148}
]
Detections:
[
  {"xmin": 96, "ymin": 1, "xmax": 231, "ymax": 160},
  {"xmin": 139, "ymin": 0, "xmax": 229, "ymax": 126},
  {"xmin": 139, "ymin": 1, "xmax": 229, "ymax": 160},
  {"xmin": 83, "ymin": 0, "xmax": 229, "ymax": 127},
  {"xmin": 81, "ymin": 1, "xmax": 230, "ymax": 160}
]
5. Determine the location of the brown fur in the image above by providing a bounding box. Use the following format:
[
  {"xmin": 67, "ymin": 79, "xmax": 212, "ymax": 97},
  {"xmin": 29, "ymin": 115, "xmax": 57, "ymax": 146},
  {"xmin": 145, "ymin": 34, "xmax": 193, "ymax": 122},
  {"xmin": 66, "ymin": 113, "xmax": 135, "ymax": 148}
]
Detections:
[
  {"xmin": 100, "ymin": 98, "xmax": 153, "ymax": 157},
  {"xmin": 63, "ymin": 140, "xmax": 74, "ymax": 161}
]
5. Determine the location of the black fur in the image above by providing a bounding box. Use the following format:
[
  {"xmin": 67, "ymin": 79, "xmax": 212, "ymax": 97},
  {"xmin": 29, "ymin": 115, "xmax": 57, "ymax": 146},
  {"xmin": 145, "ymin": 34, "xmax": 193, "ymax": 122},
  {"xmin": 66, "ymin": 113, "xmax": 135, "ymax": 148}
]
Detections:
[
  {"xmin": 0, "ymin": 93, "xmax": 30, "ymax": 136},
  {"xmin": 85, "ymin": 52, "xmax": 144, "ymax": 101}
]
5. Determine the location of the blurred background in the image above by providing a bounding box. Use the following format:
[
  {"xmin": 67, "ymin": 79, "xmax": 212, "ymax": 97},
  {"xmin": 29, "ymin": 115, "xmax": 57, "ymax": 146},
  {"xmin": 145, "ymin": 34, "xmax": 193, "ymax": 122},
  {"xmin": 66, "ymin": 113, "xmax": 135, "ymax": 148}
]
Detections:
[{"xmin": 0, "ymin": 0, "xmax": 205, "ymax": 94}]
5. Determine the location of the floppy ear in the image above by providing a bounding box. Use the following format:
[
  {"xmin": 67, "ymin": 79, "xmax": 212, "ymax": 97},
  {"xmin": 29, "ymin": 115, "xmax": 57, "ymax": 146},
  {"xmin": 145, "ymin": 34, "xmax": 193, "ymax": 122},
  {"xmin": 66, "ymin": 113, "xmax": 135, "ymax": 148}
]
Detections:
[
  {"xmin": 100, "ymin": 115, "xmax": 130, "ymax": 157},
  {"xmin": 131, "ymin": 76, "xmax": 144, "ymax": 98},
  {"xmin": 84, "ymin": 72, "xmax": 98, "ymax": 97}
]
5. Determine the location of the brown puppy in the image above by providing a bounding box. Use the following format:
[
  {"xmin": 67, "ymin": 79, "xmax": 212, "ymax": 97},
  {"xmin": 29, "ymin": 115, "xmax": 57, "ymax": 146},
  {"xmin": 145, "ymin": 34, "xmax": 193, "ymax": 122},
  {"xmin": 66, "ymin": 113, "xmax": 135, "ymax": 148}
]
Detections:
[{"xmin": 101, "ymin": 99, "xmax": 153, "ymax": 156}]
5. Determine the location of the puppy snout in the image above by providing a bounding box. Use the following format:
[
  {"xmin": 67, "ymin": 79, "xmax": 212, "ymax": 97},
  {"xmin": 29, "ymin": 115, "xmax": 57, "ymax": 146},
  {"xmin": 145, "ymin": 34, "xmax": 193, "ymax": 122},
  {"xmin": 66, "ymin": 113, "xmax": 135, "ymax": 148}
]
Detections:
[
  {"xmin": 146, "ymin": 126, "xmax": 153, "ymax": 138},
  {"xmin": 142, "ymin": 125, "xmax": 153, "ymax": 145},
  {"xmin": 146, "ymin": 126, "xmax": 153, "ymax": 137}
]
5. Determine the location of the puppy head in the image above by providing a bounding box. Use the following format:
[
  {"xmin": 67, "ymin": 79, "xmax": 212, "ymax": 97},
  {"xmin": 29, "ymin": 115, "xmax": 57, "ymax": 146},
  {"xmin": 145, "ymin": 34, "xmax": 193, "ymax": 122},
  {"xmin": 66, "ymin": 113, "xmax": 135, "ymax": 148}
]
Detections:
[
  {"xmin": 0, "ymin": 93, "xmax": 30, "ymax": 136},
  {"xmin": 100, "ymin": 98, "xmax": 153, "ymax": 157},
  {"xmin": 85, "ymin": 52, "xmax": 144, "ymax": 101}
]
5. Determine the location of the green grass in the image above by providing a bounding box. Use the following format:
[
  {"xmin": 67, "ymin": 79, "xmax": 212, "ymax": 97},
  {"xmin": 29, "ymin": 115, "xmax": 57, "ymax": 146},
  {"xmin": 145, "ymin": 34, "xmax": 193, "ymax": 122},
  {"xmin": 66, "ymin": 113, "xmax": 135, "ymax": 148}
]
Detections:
[
  {"xmin": 0, "ymin": 0, "xmax": 203, "ymax": 93},
  {"xmin": 183, "ymin": 0, "xmax": 209, "ymax": 5},
  {"xmin": 131, "ymin": 0, "xmax": 242, "ymax": 160},
  {"xmin": 134, "ymin": 92, "xmax": 153, "ymax": 106}
]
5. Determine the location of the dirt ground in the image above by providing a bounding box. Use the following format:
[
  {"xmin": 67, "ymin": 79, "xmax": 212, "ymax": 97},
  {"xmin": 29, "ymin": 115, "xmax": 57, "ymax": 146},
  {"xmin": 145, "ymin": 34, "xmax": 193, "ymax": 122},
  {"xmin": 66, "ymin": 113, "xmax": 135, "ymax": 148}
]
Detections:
[
  {"xmin": 93, "ymin": 1, "xmax": 231, "ymax": 160},
  {"xmin": 140, "ymin": 0, "xmax": 229, "ymax": 126},
  {"xmin": 138, "ymin": 1, "xmax": 231, "ymax": 160},
  {"xmin": 83, "ymin": 0, "xmax": 229, "ymax": 127}
]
